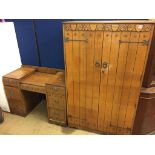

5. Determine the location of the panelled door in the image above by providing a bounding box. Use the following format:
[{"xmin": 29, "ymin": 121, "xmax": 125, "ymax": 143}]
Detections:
[{"xmin": 63, "ymin": 23, "xmax": 153, "ymax": 134}]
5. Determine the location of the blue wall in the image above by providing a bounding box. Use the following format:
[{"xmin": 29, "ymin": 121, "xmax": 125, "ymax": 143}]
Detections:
[
  {"xmin": 34, "ymin": 19, "xmax": 69, "ymax": 69},
  {"xmin": 12, "ymin": 19, "xmax": 40, "ymax": 66},
  {"xmin": 11, "ymin": 19, "xmax": 73, "ymax": 69},
  {"xmin": 11, "ymin": 19, "xmax": 118, "ymax": 69}
]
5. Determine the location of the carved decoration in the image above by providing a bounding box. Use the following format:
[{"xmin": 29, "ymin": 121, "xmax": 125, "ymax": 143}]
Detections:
[
  {"xmin": 65, "ymin": 24, "xmax": 71, "ymax": 31},
  {"xmin": 118, "ymin": 24, "xmax": 128, "ymax": 31},
  {"xmin": 128, "ymin": 24, "xmax": 136, "ymax": 31},
  {"xmin": 143, "ymin": 24, "xmax": 152, "ymax": 31},
  {"xmin": 96, "ymin": 24, "xmax": 104, "ymax": 30},
  {"xmin": 90, "ymin": 24, "xmax": 96, "ymax": 31},
  {"xmin": 71, "ymin": 24, "xmax": 77, "ymax": 30},
  {"xmin": 83, "ymin": 24, "xmax": 91, "ymax": 30},
  {"xmin": 76, "ymin": 24, "xmax": 83, "ymax": 30},
  {"xmin": 105, "ymin": 24, "xmax": 112, "ymax": 31},
  {"xmin": 64, "ymin": 23, "xmax": 152, "ymax": 32},
  {"xmin": 136, "ymin": 24, "xmax": 144, "ymax": 32},
  {"xmin": 112, "ymin": 24, "xmax": 119, "ymax": 31}
]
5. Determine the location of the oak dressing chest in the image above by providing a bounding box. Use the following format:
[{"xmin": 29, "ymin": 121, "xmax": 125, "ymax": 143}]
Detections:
[{"xmin": 3, "ymin": 65, "xmax": 66, "ymax": 126}]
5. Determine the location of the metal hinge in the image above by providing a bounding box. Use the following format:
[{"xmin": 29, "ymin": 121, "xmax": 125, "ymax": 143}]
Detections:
[
  {"xmin": 119, "ymin": 40, "xmax": 149, "ymax": 46},
  {"xmin": 64, "ymin": 37, "xmax": 88, "ymax": 43}
]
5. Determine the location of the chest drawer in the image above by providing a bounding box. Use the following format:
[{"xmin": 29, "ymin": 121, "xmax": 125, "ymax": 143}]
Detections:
[
  {"xmin": 46, "ymin": 85, "xmax": 65, "ymax": 96},
  {"xmin": 4, "ymin": 86, "xmax": 22, "ymax": 100},
  {"xmin": 48, "ymin": 108, "xmax": 66, "ymax": 125},
  {"xmin": 46, "ymin": 85, "xmax": 66, "ymax": 110},
  {"xmin": 4, "ymin": 86, "xmax": 26, "ymax": 116},
  {"xmin": 20, "ymin": 83, "xmax": 46, "ymax": 94},
  {"xmin": 3, "ymin": 77, "xmax": 19, "ymax": 87}
]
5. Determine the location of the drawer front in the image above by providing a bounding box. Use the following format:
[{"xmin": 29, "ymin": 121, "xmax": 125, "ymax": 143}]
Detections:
[
  {"xmin": 20, "ymin": 84, "xmax": 46, "ymax": 94},
  {"xmin": 48, "ymin": 108, "xmax": 66, "ymax": 123},
  {"xmin": 47, "ymin": 86, "xmax": 66, "ymax": 110},
  {"xmin": 4, "ymin": 86, "xmax": 26, "ymax": 115},
  {"xmin": 3, "ymin": 77, "xmax": 18, "ymax": 87},
  {"xmin": 4, "ymin": 86, "xmax": 22, "ymax": 100},
  {"xmin": 47, "ymin": 85, "xmax": 65, "ymax": 96}
]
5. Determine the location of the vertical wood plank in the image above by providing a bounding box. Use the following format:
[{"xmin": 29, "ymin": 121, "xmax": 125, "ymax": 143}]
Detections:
[
  {"xmin": 108, "ymin": 32, "xmax": 130, "ymax": 134},
  {"xmin": 63, "ymin": 30, "xmax": 74, "ymax": 126},
  {"xmin": 91, "ymin": 31, "xmax": 104, "ymax": 130},
  {"xmin": 124, "ymin": 31, "xmax": 152, "ymax": 134},
  {"xmin": 72, "ymin": 31, "xmax": 80, "ymax": 126},
  {"xmin": 79, "ymin": 31, "xmax": 87, "ymax": 128},
  {"xmin": 85, "ymin": 31, "xmax": 95, "ymax": 129},
  {"xmin": 98, "ymin": 32, "xmax": 112, "ymax": 132},
  {"xmin": 116, "ymin": 32, "xmax": 140, "ymax": 134},
  {"xmin": 103, "ymin": 32, "xmax": 121, "ymax": 133}
]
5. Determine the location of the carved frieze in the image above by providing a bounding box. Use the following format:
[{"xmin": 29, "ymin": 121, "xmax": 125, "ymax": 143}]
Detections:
[{"xmin": 64, "ymin": 23, "xmax": 152, "ymax": 32}]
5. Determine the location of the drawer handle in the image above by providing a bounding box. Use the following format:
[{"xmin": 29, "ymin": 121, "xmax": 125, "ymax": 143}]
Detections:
[
  {"xmin": 52, "ymin": 87, "xmax": 58, "ymax": 91},
  {"xmin": 10, "ymin": 91, "xmax": 14, "ymax": 97}
]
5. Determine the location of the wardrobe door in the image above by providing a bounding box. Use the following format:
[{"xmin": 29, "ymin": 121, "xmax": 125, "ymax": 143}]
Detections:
[
  {"xmin": 98, "ymin": 24, "xmax": 154, "ymax": 134},
  {"xmin": 85, "ymin": 30, "xmax": 103, "ymax": 130},
  {"xmin": 63, "ymin": 24, "xmax": 103, "ymax": 130}
]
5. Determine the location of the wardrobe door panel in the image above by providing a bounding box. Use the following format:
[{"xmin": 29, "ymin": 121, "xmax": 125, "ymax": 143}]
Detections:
[
  {"xmin": 79, "ymin": 31, "xmax": 88, "ymax": 128},
  {"xmin": 64, "ymin": 30, "xmax": 75, "ymax": 126},
  {"xmin": 64, "ymin": 26, "xmax": 103, "ymax": 130},
  {"xmin": 98, "ymin": 25, "xmax": 153, "ymax": 134},
  {"xmin": 91, "ymin": 31, "xmax": 104, "ymax": 130},
  {"xmin": 116, "ymin": 32, "xmax": 140, "ymax": 134},
  {"xmin": 98, "ymin": 32, "xmax": 112, "ymax": 132},
  {"xmin": 86, "ymin": 31, "xmax": 103, "ymax": 130},
  {"xmin": 72, "ymin": 31, "xmax": 80, "ymax": 126},
  {"xmin": 85, "ymin": 31, "xmax": 95, "ymax": 129},
  {"xmin": 107, "ymin": 32, "xmax": 130, "ymax": 134},
  {"xmin": 64, "ymin": 22, "xmax": 154, "ymax": 134},
  {"xmin": 123, "ymin": 31, "xmax": 153, "ymax": 134}
]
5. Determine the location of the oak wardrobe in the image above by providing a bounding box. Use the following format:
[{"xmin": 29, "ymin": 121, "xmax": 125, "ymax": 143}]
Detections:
[{"xmin": 63, "ymin": 20, "xmax": 155, "ymax": 134}]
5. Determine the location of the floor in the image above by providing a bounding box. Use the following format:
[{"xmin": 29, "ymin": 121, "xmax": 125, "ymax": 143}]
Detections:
[{"xmin": 0, "ymin": 101, "xmax": 95, "ymax": 135}]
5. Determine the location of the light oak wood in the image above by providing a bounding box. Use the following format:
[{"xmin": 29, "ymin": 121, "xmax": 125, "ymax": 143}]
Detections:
[
  {"xmin": 63, "ymin": 30, "xmax": 75, "ymax": 126},
  {"xmin": 98, "ymin": 32, "xmax": 111, "ymax": 132},
  {"xmin": 109, "ymin": 32, "xmax": 130, "ymax": 134},
  {"xmin": 3, "ymin": 66, "xmax": 66, "ymax": 125},
  {"xmin": 85, "ymin": 31, "xmax": 95, "ymax": 129},
  {"xmin": 21, "ymin": 72, "xmax": 56, "ymax": 87},
  {"xmin": 63, "ymin": 20, "xmax": 155, "ymax": 24},
  {"xmin": 103, "ymin": 31, "xmax": 122, "ymax": 134},
  {"xmin": 123, "ymin": 31, "xmax": 153, "ymax": 134},
  {"xmin": 92, "ymin": 31, "xmax": 104, "ymax": 130},
  {"xmin": 72, "ymin": 31, "xmax": 80, "ymax": 127},
  {"xmin": 116, "ymin": 32, "xmax": 140, "ymax": 134},
  {"xmin": 79, "ymin": 31, "xmax": 87, "ymax": 128},
  {"xmin": 63, "ymin": 21, "xmax": 154, "ymax": 134}
]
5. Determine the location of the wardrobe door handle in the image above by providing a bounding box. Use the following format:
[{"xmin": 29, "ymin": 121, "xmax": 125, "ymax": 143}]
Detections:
[
  {"xmin": 95, "ymin": 61, "xmax": 101, "ymax": 68},
  {"xmin": 101, "ymin": 62, "xmax": 109, "ymax": 73},
  {"xmin": 102, "ymin": 62, "xmax": 109, "ymax": 69}
]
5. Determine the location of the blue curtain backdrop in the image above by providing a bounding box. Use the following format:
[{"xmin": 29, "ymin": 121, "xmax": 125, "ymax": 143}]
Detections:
[
  {"xmin": 7, "ymin": 19, "xmax": 40, "ymax": 66},
  {"xmin": 34, "ymin": 19, "xmax": 69, "ymax": 69},
  {"xmin": 9, "ymin": 19, "xmax": 72, "ymax": 69},
  {"xmin": 9, "ymin": 19, "xmax": 120, "ymax": 69}
]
